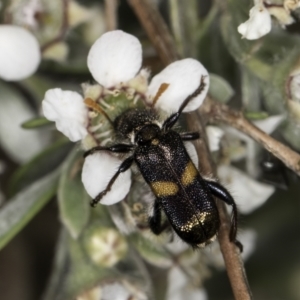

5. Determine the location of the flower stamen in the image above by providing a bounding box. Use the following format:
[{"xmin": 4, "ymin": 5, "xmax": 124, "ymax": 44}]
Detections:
[
  {"xmin": 89, "ymin": 123, "xmax": 105, "ymax": 133},
  {"xmin": 100, "ymin": 137, "xmax": 113, "ymax": 145},
  {"xmin": 100, "ymin": 99, "xmax": 114, "ymax": 110},
  {"xmin": 84, "ymin": 97, "xmax": 113, "ymax": 125},
  {"xmin": 133, "ymin": 94, "xmax": 140, "ymax": 105},
  {"xmin": 152, "ymin": 83, "xmax": 170, "ymax": 106},
  {"xmin": 94, "ymin": 130, "xmax": 113, "ymax": 138}
]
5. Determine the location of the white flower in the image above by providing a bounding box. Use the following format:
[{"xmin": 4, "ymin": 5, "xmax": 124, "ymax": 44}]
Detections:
[
  {"xmin": 223, "ymin": 115, "xmax": 283, "ymax": 177},
  {"xmin": 85, "ymin": 228, "xmax": 128, "ymax": 267},
  {"xmin": 42, "ymin": 42, "xmax": 69, "ymax": 62},
  {"xmin": 42, "ymin": 88, "xmax": 88, "ymax": 142},
  {"xmin": 42, "ymin": 30, "xmax": 209, "ymax": 205},
  {"xmin": 289, "ymin": 73, "xmax": 300, "ymax": 102},
  {"xmin": 0, "ymin": 81, "xmax": 48, "ymax": 163},
  {"xmin": 14, "ymin": 0, "xmax": 43, "ymax": 29},
  {"xmin": 184, "ymin": 142, "xmax": 199, "ymax": 167},
  {"xmin": 166, "ymin": 267, "xmax": 207, "ymax": 300},
  {"xmin": 0, "ymin": 25, "xmax": 41, "ymax": 81},
  {"xmin": 101, "ymin": 283, "xmax": 131, "ymax": 300},
  {"xmin": 204, "ymin": 228, "xmax": 257, "ymax": 268},
  {"xmin": 147, "ymin": 58, "xmax": 209, "ymax": 113},
  {"xmin": 237, "ymin": 2, "xmax": 272, "ymax": 40},
  {"xmin": 253, "ymin": 115, "xmax": 284, "ymax": 135},
  {"xmin": 81, "ymin": 152, "xmax": 132, "ymax": 205},
  {"xmin": 77, "ymin": 282, "xmax": 148, "ymax": 300},
  {"xmin": 87, "ymin": 30, "xmax": 143, "ymax": 88},
  {"xmin": 218, "ymin": 164, "xmax": 275, "ymax": 214},
  {"xmin": 239, "ymin": 229, "xmax": 257, "ymax": 261},
  {"xmin": 206, "ymin": 125, "xmax": 224, "ymax": 152}
]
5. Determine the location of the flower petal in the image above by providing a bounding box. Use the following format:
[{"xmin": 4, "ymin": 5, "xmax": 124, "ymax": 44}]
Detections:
[
  {"xmin": 167, "ymin": 267, "xmax": 208, "ymax": 300},
  {"xmin": 253, "ymin": 115, "xmax": 284, "ymax": 135},
  {"xmin": 239, "ymin": 229, "xmax": 257, "ymax": 261},
  {"xmin": 206, "ymin": 125, "xmax": 225, "ymax": 152},
  {"xmin": 81, "ymin": 152, "xmax": 132, "ymax": 205},
  {"xmin": 101, "ymin": 282, "xmax": 131, "ymax": 300},
  {"xmin": 87, "ymin": 30, "xmax": 142, "ymax": 88},
  {"xmin": 289, "ymin": 73, "xmax": 300, "ymax": 101},
  {"xmin": 184, "ymin": 142, "xmax": 198, "ymax": 167},
  {"xmin": 0, "ymin": 25, "xmax": 41, "ymax": 81},
  {"xmin": 147, "ymin": 58, "xmax": 209, "ymax": 113},
  {"xmin": 42, "ymin": 88, "xmax": 88, "ymax": 142},
  {"xmin": 237, "ymin": 3, "xmax": 271, "ymax": 40},
  {"xmin": 218, "ymin": 165, "xmax": 275, "ymax": 214}
]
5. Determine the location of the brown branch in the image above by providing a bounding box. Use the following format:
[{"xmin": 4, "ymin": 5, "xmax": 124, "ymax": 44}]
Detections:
[
  {"xmin": 202, "ymin": 99, "xmax": 300, "ymax": 177},
  {"xmin": 186, "ymin": 115, "xmax": 252, "ymax": 300},
  {"xmin": 41, "ymin": 0, "xmax": 69, "ymax": 52},
  {"xmin": 104, "ymin": 0, "xmax": 118, "ymax": 31},
  {"xmin": 127, "ymin": 0, "xmax": 252, "ymax": 299},
  {"xmin": 127, "ymin": 0, "xmax": 179, "ymax": 65}
]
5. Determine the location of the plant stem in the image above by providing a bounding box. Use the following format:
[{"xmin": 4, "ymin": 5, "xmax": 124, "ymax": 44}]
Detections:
[
  {"xmin": 127, "ymin": 0, "xmax": 179, "ymax": 65},
  {"xmin": 127, "ymin": 0, "xmax": 253, "ymax": 299},
  {"xmin": 104, "ymin": 0, "xmax": 118, "ymax": 31},
  {"xmin": 202, "ymin": 98, "xmax": 300, "ymax": 176}
]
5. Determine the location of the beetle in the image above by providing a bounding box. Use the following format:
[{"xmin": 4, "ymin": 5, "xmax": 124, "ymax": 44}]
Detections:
[{"xmin": 84, "ymin": 76, "xmax": 242, "ymax": 250}]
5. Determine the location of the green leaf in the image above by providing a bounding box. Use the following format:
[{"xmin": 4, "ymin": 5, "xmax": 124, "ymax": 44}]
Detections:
[
  {"xmin": 0, "ymin": 170, "xmax": 59, "ymax": 250},
  {"xmin": 58, "ymin": 149, "xmax": 90, "ymax": 239},
  {"xmin": 129, "ymin": 233, "xmax": 173, "ymax": 268},
  {"xmin": 21, "ymin": 117, "xmax": 53, "ymax": 129},
  {"xmin": 209, "ymin": 73, "xmax": 235, "ymax": 103},
  {"xmin": 241, "ymin": 66, "xmax": 262, "ymax": 112},
  {"xmin": 42, "ymin": 229, "xmax": 70, "ymax": 300},
  {"xmin": 245, "ymin": 111, "xmax": 269, "ymax": 120},
  {"xmin": 9, "ymin": 138, "xmax": 73, "ymax": 196},
  {"xmin": 21, "ymin": 74, "xmax": 60, "ymax": 105}
]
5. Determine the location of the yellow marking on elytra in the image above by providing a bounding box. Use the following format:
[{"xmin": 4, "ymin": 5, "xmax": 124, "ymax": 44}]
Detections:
[
  {"xmin": 180, "ymin": 212, "xmax": 212, "ymax": 232},
  {"xmin": 152, "ymin": 83, "xmax": 169, "ymax": 106},
  {"xmin": 181, "ymin": 161, "xmax": 198, "ymax": 186},
  {"xmin": 150, "ymin": 181, "xmax": 179, "ymax": 197},
  {"xmin": 84, "ymin": 98, "xmax": 113, "ymax": 124}
]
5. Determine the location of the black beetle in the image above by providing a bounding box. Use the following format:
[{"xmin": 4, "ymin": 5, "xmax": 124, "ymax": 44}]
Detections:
[{"xmin": 84, "ymin": 76, "xmax": 242, "ymax": 250}]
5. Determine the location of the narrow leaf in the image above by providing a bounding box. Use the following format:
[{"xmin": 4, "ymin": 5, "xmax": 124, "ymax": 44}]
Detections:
[
  {"xmin": 0, "ymin": 170, "xmax": 59, "ymax": 250},
  {"xmin": 209, "ymin": 73, "xmax": 234, "ymax": 103},
  {"xmin": 21, "ymin": 117, "xmax": 53, "ymax": 129},
  {"xmin": 9, "ymin": 138, "xmax": 73, "ymax": 196},
  {"xmin": 245, "ymin": 111, "xmax": 269, "ymax": 120},
  {"xmin": 58, "ymin": 149, "xmax": 90, "ymax": 239}
]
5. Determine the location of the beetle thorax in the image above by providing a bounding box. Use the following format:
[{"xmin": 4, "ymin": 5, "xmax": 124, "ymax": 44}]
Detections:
[{"xmin": 135, "ymin": 124, "xmax": 161, "ymax": 145}]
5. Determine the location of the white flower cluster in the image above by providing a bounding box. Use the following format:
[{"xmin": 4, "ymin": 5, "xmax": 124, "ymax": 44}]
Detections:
[
  {"xmin": 238, "ymin": 1, "xmax": 272, "ymax": 40},
  {"xmin": 77, "ymin": 281, "xmax": 148, "ymax": 300},
  {"xmin": 238, "ymin": 0, "xmax": 299, "ymax": 40},
  {"xmin": 42, "ymin": 30, "xmax": 209, "ymax": 205},
  {"xmin": 206, "ymin": 116, "xmax": 283, "ymax": 215}
]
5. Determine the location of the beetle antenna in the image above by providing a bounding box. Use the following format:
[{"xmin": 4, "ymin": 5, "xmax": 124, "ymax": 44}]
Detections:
[
  {"xmin": 178, "ymin": 75, "xmax": 207, "ymax": 115},
  {"xmin": 162, "ymin": 75, "xmax": 207, "ymax": 131}
]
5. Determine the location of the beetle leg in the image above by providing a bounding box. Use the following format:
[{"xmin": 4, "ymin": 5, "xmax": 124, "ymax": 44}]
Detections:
[
  {"xmin": 162, "ymin": 75, "xmax": 206, "ymax": 131},
  {"xmin": 90, "ymin": 156, "xmax": 134, "ymax": 207},
  {"xmin": 205, "ymin": 180, "xmax": 243, "ymax": 252},
  {"xmin": 180, "ymin": 131, "xmax": 200, "ymax": 141},
  {"xmin": 148, "ymin": 200, "xmax": 169, "ymax": 235},
  {"xmin": 84, "ymin": 144, "xmax": 134, "ymax": 158}
]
